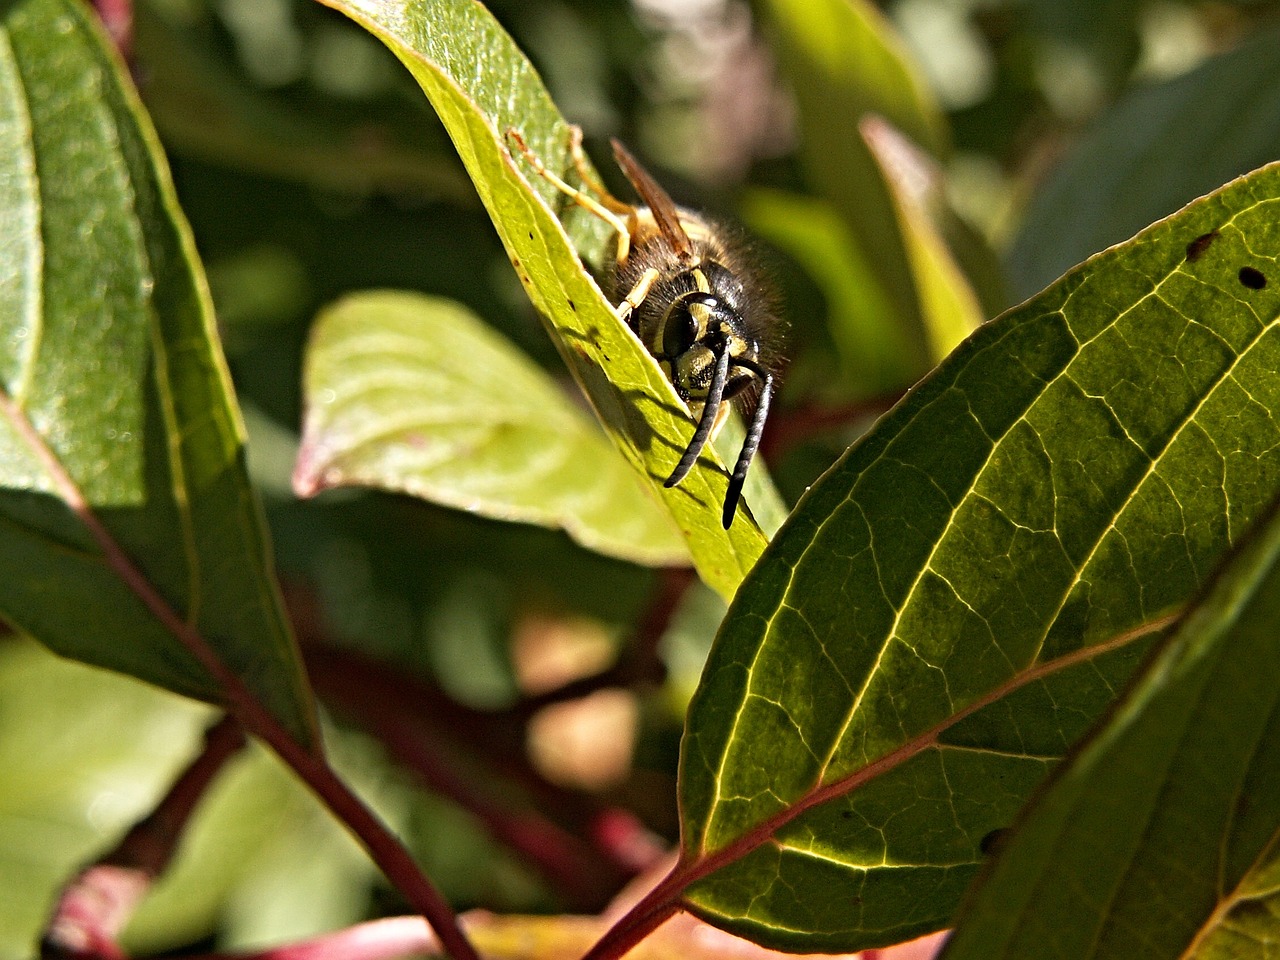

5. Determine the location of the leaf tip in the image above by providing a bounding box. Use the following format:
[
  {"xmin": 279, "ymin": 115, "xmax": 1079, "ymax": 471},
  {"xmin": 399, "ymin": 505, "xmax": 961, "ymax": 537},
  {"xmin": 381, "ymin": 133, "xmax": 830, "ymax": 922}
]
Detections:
[{"xmin": 291, "ymin": 441, "xmax": 331, "ymax": 498}]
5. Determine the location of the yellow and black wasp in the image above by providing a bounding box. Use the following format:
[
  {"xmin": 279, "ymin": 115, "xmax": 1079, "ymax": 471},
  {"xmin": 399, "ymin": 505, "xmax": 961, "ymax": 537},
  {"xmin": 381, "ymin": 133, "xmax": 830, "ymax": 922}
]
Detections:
[{"xmin": 510, "ymin": 127, "xmax": 784, "ymax": 528}]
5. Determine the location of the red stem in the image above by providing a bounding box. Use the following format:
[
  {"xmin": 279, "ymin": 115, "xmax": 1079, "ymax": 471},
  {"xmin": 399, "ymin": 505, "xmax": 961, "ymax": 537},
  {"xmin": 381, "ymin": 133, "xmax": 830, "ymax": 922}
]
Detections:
[
  {"xmin": 313, "ymin": 661, "xmax": 631, "ymax": 908},
  {"xmin": 2, "ymin": 392, "xmax": 479, "ymax": 960},
  {"xmin": 579, "ymin": 613, "xmax": 1177, "ymax": 960}
]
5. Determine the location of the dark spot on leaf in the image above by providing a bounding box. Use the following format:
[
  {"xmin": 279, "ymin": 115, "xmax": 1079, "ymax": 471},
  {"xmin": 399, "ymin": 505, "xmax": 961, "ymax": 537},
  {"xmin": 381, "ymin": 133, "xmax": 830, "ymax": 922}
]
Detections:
[
  {"xmin": 841, "ymin": 810, "xmax": 853, "ymax": 820},
  {"xmin": 850, "ymin": 896, "xmax": 862, "ymax": 905},
  {"xmin": 567, "ymin": 298, "xmax": 576, "ymax": 312},
  {"xmin": 980, "ymin": 828, "xmax": 1011, "ymax": 855},
  {"xmin": 528, "ymin": 231, "xmax": 535, "ymax": 240},
  {"xmin": 512, "ymin": 257, "xmax": 521, "ymax": 268},
  {"xmin": 1184, "ymin": 230, "xmax": 1218, "ymax": 262},
  {"xmin": 1239, "ymin": 266, "xmax": 1267, "ymax": 289}
]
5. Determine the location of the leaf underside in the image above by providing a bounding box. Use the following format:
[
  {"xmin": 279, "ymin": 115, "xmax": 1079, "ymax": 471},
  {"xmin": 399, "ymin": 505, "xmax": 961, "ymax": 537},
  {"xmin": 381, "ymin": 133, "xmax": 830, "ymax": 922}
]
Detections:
[
  {"xmin": 676, "ymin": 164, "xmax": 1280, "ymax": 950},
  {"xmin": 295, "ymin": 290, "xmax": 688, "ymax": 565},
  {"xmin": 0, "ymin": 0, "xmax": 316, "ymax": 744}
]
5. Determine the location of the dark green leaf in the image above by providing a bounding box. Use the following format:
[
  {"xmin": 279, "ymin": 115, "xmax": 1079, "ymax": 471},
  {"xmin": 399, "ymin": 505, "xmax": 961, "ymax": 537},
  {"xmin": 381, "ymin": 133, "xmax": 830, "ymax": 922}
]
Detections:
[
  {"xmin": 941, "ymin": 495, "xmax": 1280, "ymax": 959},
  {"xmin": 671, "ymin": 163, "xmax": 1280, "ymax": 950},
  {"xmin": 0, "ymin": 0, "xmax": 316, "ymax": 744},
  {"xmin": 295, "ymin": 290, "xmax": 687, "ymax": 565},
  {"xmin": 1009, "ymin": 22, "xmax": 1280, "ymax": 300},
  {"xmin": 134, "ymin": 2, "xmax": 475, "ymax": 201},
  {"xmin": 310, "ymin": 0, "xmax": 775, "ymax": 601}
]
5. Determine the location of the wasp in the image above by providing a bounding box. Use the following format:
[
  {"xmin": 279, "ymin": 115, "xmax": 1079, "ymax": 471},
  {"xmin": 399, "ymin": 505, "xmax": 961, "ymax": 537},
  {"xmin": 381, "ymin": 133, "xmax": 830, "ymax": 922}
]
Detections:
[{"xmin": 509, "ymin": 127, "xmax": 783, "ymax": 528}]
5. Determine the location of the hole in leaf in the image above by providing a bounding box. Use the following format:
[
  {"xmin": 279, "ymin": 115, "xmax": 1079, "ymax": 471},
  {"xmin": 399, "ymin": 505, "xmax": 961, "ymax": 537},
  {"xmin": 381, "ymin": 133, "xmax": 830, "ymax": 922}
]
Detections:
[
  {"xmin": 980, "ymin": 828, "xmax": 1011, "ymax": 855},
  {"xmin": 1239, "ymin": 266, "xmax": 1267, "ymax": 289},
  {"xmin": 1184, "ymin": 230, "xmax": 1218, "ymax": 262}
]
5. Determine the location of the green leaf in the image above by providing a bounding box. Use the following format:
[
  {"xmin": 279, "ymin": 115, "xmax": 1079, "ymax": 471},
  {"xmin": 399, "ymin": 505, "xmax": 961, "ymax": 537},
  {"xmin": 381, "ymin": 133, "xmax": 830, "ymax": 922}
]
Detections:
[
  {"xmin": 1009, "ymin": 22, "xmax": 1280, "ymax": 301},
  {"xmin": 758, "ymin": 0, "xmax": 948, "ymax": 374},
  {"xmin": 310, "ymin": 0, "xmax": 772, "ymax": 601},
  {"xmin": 862, "ymin": 117, "xmax": 985, "ymax": 364},
  {"xmin": 744, "ymin": 188, "xmax": 914, "ymax": 400},
  {"xmin": 941, "ymin": 497, "xmax": 1280, "ymax": 959},
  {"xmin": 0, "ymin": 639, "xmax": 212, "ymax": 957},
  {"xmin": 669, "ymin": 163, "xmax": 1280, "ymax": 950},
  {"xmin": 294, "ymin": 290, "xmax": 688, "ymax": 566},
  {"xmin": 0, "ymin": 0, "xmax": 316, "ymax": 744}
]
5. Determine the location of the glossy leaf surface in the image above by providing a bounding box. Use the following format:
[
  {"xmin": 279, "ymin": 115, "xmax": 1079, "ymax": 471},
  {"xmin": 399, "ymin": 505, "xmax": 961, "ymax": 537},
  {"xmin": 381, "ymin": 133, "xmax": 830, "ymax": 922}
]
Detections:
[
  {"xmin": 673, "ymin": 163, "xmax": 1280, "ymax": 950},
  {"xmin": 0, "ymin": 0, "xmax": 316, "ymax": 743},
  {"xmin": 943, "ymin": 498, "xmax": 1280, "ymax": 959},
  {"xmin": 295, "ymin": 291, "xmax": 687, "ymax": 565},
  {"xmin": 312, "ymin": 0, "xmax": 774, "ymax": 600}
]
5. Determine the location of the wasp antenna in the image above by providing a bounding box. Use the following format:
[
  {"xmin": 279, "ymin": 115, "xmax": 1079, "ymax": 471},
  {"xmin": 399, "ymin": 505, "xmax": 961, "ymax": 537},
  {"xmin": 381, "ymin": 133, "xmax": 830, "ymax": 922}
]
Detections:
[
  {"xmin": 722, "ymin": 370, "xmax": 773, "ymax": 528},
  {"xmin": 665, "ymin": 347, "xmax": 731, "ymax": 489}
]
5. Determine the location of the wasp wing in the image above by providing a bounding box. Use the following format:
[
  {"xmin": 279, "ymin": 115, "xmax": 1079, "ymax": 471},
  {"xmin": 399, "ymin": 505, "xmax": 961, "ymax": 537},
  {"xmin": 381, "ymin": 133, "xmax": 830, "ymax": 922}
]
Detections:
[{"xmin": 611, "ymin": 139, "xmax": 693, "ymax": 260}]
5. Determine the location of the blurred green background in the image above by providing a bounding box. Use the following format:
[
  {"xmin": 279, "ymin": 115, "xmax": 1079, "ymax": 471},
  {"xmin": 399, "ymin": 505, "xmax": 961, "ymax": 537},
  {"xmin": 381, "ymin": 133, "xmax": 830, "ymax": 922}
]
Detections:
[{"xmin": 5, "ymin": 0, "xmax": 1280, "ymax": 955}]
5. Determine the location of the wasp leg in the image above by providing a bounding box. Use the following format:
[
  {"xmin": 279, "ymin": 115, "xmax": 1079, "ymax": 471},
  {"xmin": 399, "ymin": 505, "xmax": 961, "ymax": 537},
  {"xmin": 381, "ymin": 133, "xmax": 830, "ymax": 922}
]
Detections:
[
  {"xmin": 665, "ymin": 346, "xmax": 731, "ymax": 489},
  {"xmin": 507, "ymin": 128, "xmax": 634, "ymax": 259},
  {"xmin": 566, "ymin": 126, "xmax": 633, "ymax": 217},
  {"xmin": 722, "ymin": 366, "xmax": 773, "ymax": 528},
  {"xmin": 616, "ymin": 268, "xmax": 660, "ymax": 328}
]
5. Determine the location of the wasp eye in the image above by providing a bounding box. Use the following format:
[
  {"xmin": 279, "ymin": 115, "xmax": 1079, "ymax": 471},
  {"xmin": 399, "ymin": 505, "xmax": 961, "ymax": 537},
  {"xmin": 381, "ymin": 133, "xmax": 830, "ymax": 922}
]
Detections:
[{"xmin": 663, "ymin": 301, "xmax": 701, "ymax": 358}]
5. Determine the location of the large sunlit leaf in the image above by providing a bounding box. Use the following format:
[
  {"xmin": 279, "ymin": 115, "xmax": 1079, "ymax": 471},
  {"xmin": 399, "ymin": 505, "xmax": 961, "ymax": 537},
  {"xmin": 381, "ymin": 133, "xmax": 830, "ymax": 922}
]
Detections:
[
  {"xmin": 661, "ymin": 164, "xmax": 1280, "ymax": 950},
  {"xmin": 942, "ymin": 497, "xmax": 1280, "ymax": 959},
  {"xmin": 1009, "ymin": 21, "xmax": 1280, "ymax": 300},
  {"xmin": 295, "ymin": 290, "xmax": 687, "ymax": 565},
  {"xmin": 310, "ymin": 0, "xmax": 774, "ymax": 600},
  {"xmin": 0, "ymin": 0, "xmax": 317, "ymax": 744}
]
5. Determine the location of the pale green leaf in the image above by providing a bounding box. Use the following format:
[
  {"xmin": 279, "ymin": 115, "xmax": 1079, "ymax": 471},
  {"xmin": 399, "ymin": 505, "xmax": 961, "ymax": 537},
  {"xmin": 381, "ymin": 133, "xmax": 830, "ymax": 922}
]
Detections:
[
  {"xmin": 758, "ymin": 0, "xmax": 948, "ymax": 375},
  {"xmin": 295, "ymin": 290, "xmax": 687, "ymax": 566},
  {"xmin": 862, "ymin": 116, "xmax": 985, "ymax": 363},
  {"xmin": 744, "ymin": 188, "xmax": 913, "ymax": 399}
]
